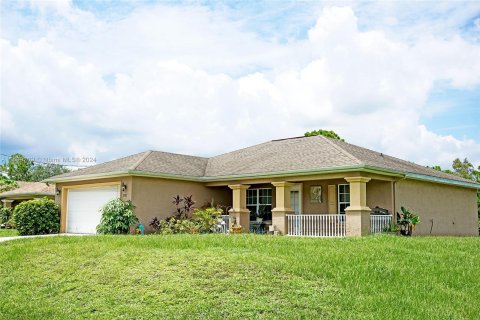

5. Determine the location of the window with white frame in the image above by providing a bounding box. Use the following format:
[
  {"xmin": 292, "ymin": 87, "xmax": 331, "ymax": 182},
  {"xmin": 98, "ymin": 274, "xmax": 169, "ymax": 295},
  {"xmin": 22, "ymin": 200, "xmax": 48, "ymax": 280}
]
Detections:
[
  {"xmin": 338, "ymin": 184, "xmax": 350, "ymax": 214},
  {"xmin": 246, "ymin": 188, "xmax": 272, "ymax": 221}
]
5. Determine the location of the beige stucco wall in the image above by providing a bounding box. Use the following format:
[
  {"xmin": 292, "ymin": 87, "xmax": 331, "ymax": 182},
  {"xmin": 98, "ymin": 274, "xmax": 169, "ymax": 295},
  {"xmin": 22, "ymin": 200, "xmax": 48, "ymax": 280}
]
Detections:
[
  {"xmin": 395, "ymin": 179, "xmax": 478, "ymax": 236},
  {"xmin": 299, "ymin": 179, "xmax": 392, "ymax": 214},
  {"xmin": 57, "ymin": 176, "xmax": 232, "ymax": 233},
  {"xmin": 302, "ymin": 180, "xmax": 337, "ymax": 214},
  {"xmin": 131, "ymin": 177, "xmax": 231, "ymax": 231},
  {"xmin": 366, "ymin": 180, "xmax": 394, "ymax": 214}
]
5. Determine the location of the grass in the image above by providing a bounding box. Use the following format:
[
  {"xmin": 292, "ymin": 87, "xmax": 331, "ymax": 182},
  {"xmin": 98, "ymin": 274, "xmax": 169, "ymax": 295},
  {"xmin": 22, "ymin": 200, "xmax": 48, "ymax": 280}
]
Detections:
[
  {"xmin": 0, "ymin": 228, "xmax": 18, "ymax": 237},
  {"xmin": 1, "ymin": 234, "xmax": 479, "ymax": 319}
]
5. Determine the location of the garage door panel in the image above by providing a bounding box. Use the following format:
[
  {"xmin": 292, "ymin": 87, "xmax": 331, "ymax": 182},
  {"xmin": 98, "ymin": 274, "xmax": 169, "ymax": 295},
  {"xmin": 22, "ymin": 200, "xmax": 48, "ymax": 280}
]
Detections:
[{"xmin": 66, "ymin": 186, "xmax": 119, "ymax": 234}]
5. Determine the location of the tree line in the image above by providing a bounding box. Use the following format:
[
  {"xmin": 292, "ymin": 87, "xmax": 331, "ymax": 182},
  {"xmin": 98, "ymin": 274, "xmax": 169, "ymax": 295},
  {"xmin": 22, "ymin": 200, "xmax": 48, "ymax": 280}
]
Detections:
[{"xmin": 0, "ymin": 153, "xmax": 71, "ymax": 192}]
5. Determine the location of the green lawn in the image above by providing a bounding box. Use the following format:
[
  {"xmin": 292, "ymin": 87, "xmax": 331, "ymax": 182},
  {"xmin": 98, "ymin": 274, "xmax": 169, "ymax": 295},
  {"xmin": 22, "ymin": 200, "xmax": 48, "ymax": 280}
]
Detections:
[
  {"xmin": 0, "ymin": 228, "xmax": 18, "ymax": 237},
  {"xmin": 1, "ymin": 235, "xmax": 479, "ymax": 319}
]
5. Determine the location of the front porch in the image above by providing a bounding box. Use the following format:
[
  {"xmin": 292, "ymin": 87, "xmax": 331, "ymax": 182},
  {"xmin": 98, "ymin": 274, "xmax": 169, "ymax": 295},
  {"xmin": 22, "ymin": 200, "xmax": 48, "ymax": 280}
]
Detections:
[
  {"xmin": 220, "ymin": 213, "xmax": 393, "ymax": 237},
  {"xmin": 222, "ymin": 175, "xmax": 395, "ymax": 237}
]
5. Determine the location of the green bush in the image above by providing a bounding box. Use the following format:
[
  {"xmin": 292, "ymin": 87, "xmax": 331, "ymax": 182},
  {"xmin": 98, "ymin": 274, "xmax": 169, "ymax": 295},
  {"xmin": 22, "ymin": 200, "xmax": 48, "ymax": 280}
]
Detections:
[
  {"xmin": 192, "ymin": 207, "xmax": 223, "ymax": 233},
  {"xmin": 5, "ymin": 217, "xmax": 16, "ymax": 229},
  {"xmin": 152, "ymin": 207, "xmax": 223, "ymax": 235},
  {"xmin": 0, "ymin": 207, "xmax": 13, "ymax": 224},
  {"xmin": 97, "ymin": 199, "xmax": 138, "ymax": 234},
  {"xmin": 155, "ymin": 217, "xmax": 196, "ymax": 235},
  {"xmin": 13, "ymin": 198, "xmax": 60, "ymax": 236}
]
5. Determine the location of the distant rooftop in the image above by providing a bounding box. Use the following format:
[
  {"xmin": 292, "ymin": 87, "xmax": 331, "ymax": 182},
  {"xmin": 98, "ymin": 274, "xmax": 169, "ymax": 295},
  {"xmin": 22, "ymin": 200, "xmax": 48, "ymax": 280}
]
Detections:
[{"xmin": 0, "ymin": 181, "xmax": 55, "ymax": 198}]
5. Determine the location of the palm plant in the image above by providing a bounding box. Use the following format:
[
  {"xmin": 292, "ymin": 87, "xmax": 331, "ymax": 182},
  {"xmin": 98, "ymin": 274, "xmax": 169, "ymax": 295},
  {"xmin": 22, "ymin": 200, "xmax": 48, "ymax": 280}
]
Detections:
[{"xmin": 396, "ymin": 206, "xmax": 420, "ymax": 236}]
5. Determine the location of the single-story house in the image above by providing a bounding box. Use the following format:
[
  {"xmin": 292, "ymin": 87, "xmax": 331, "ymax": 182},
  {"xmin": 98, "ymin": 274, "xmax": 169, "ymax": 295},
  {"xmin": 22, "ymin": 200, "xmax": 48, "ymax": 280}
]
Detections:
[
  {"xmin": 0, "ymin": 181, "xmax": 55, "ymax": 208},
  {"xmin": 46, "ymin": 135, "xmax": 479, "ymax": 236}
]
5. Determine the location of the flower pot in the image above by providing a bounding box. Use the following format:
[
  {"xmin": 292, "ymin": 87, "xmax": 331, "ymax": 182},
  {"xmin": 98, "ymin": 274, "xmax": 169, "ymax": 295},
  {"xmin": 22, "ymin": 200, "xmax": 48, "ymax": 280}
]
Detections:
[{"xmin": 230, "ymin": 226, "xmax": 243, "ymax": 234}]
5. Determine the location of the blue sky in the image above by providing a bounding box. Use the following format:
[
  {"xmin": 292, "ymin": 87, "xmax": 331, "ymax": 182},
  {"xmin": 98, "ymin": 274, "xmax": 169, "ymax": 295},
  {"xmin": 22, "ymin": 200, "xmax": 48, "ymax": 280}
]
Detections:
[
  {"xmin": 423, "ymin": 83, "xmax": 480, "ymax": 141},
  {"xmin": 1, "ymin": 0, "xmax": 479, "ymax": 169}
]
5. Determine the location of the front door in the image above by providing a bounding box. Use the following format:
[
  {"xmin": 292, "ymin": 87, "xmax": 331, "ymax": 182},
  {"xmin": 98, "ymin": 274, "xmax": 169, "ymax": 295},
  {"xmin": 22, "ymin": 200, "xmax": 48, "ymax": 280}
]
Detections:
[
  {"xmin": 290, "ymin": 190, "xmax": 301, "ymax": 234},
  {"xmin": 290, "ymin": 190, "xmax": 300, "ymax": 215}
]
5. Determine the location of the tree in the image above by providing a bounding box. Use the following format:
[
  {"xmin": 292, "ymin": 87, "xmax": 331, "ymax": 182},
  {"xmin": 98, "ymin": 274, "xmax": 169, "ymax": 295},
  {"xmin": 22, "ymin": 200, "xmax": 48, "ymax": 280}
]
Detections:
[
  {"xmin": 0, "ymin": 153, "xmax": 33, "ymax": 181},
  {"xmin": 430, "ymin": 165, "xmax": 453, "ymax": 175},
  {"xmin": 0, "ymin": 175, "xmax": 18, "ymax": 193},
  {"xmin": 30, "ymin": 164, "xmax": 70, "ymax": 181},
  {"xmin": 0, "ymin": 153, "xmax": 71, "ymax": 182},
  {"xmin": 451, "ymin": 158, "xmax": 476, "ymax": 180},
  {"xmin": 304, "ymin": 129, "xmax": 344, "ymax": 141}
]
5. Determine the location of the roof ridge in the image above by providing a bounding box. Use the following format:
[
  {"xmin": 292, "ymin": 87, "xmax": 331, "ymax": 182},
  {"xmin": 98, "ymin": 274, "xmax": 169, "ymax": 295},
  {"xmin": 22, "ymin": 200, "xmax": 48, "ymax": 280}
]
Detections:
[
  {"xmin": 131, "ymin": 150, "xmax": 153, "ymax": 170},
  {"xmin": 209, "ymin": 140, "xmax": 272, "ymax": 159},
  {"xmin": 318, "ymin": 136, "xmax": 362, "ymax": 165},
  {"xmin": 149, "ymin": 150, "xmax": 209, "ymax": 159}
]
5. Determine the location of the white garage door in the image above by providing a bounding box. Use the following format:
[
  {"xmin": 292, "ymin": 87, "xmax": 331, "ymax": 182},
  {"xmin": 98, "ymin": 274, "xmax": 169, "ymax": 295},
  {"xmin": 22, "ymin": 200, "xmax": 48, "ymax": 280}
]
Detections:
[{"xmin": 66, "ymin": 186, "xmax": 120, "ymax": 234}]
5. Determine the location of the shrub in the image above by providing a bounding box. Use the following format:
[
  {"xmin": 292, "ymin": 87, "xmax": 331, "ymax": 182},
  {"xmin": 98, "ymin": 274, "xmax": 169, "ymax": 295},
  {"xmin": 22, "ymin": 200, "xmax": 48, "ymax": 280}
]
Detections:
[
  {"xmin": 152, "ymin": 207, "xmax": 224, "ymax": 235},
  {"xmin": 0, "ymin": 207, "xmax": 13, "ymax": 224},
  {"xmin": 5, "ymin": 217, "xmax": 16, "ymax": 229},
  {"xmin": 149, "ymin": 217, "xmax": 161, "ymax": 232},
  {"xmin": 192, "ymin": 207, "xmax": 223, "ymax": 233},
  {"xmin": 13, "ymin": 198, "xmax": 60, "ymax": 236},
  {"xmin": 155, "ymin": 217, "xmax": 196, "ymax": 235},
  {"xmin": 172, "ymin": 195, "xmax": 195, "ymax": 219},
  {"xmin": 97, "ymin": 199, "xmax": 138, "ymax": 234}
]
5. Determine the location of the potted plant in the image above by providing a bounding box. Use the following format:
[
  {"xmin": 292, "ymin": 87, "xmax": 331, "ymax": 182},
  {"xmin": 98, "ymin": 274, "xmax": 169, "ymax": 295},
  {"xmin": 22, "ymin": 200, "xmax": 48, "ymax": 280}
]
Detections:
[
  {"xmin": 396, "ymin": 207, "xmax": 420, "ymax": 236},
  {"xmin": 229, "ymin": 216, "xmax": 243, "ymax": 234}
]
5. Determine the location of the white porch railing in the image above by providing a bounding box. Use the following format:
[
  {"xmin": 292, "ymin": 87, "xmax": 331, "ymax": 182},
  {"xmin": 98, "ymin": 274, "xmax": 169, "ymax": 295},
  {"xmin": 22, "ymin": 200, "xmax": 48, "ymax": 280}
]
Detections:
[
  {"xmin": 221, "ymin": 214, "xmax": 392, "ymax": 236},
  {"xmin": 217, "ymin": 215, "xmax": 230, "ymax": 234},
  {"xmin": 287, "ymin": 214, "xmax": 345, "ymax": 237},
  {"xmin": 370, "ymin": 215, "xmax": 393, "ymax": 234}
]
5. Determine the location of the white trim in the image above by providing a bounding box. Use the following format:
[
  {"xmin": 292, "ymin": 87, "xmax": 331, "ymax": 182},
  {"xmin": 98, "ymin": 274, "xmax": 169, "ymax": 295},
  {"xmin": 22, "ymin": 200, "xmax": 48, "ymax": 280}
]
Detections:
[
  {"xmin": 65, "ymin": 185, "xmax": 120, "ymax": 234},
  {"xmin": 337, "ymin": 184, "xmax": 350, "ymax": 215}
]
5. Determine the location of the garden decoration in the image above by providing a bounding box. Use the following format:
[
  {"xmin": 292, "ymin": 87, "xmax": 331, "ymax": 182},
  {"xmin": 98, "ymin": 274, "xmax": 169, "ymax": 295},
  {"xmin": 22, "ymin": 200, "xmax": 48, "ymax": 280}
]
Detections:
[
  {"xmin": 229, "ymin": 216, "xmax": 243, "ymax": 234},
  {"xmin": 135, "ymin": 224, "xmax": 145, "ymax": 235}
]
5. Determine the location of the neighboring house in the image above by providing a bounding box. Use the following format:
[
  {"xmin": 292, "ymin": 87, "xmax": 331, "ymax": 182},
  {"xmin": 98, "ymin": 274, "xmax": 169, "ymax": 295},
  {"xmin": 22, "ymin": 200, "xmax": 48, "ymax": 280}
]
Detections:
[
  {"xmin": 0, "ymin": 181, "xmax": 55, "ymax": 208},
  {"xmin": 45, "ymin": 136, "xmax": 480, "ymax": 236}
]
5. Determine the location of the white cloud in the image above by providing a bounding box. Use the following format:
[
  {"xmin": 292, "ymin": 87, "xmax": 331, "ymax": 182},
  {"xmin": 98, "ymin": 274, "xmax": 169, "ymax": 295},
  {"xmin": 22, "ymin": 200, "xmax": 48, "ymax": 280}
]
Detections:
[{"xmin": 1, "ymin": 4, "xmax": 480, "ymax": 168}]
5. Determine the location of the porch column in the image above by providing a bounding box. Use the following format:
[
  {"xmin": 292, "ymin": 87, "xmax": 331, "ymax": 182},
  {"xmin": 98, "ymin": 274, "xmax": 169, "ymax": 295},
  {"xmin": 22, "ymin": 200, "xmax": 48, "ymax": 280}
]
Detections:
[
  {"xmin": 228, "ymin": 184, "xmax": 250, "ymax": 232},
  {"xmin": 344, "ymin": 177, "xmax": 371, "ymax": 236},
  {"xmin": 1, "ymin": 199, "xmax": 13, "ymax": 208},
  {"xmin": 271, "ymin": 182, "xmax": 294, "ymax": 235}
]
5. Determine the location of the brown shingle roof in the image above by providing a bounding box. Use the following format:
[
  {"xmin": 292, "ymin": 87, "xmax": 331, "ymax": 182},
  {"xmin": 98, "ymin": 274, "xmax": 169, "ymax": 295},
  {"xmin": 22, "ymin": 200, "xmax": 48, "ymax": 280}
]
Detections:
[
  {"xmin": 49, "ymin": 150, "xmax": 208, "ymax": 180},
  {"xmin": 325, "ymin": 138, "xmax": 476, "ymax": 184},
  {"xmin": 204, "ymin": 136, "xmax": 361, "ymax": 177},
  {"xmin": 46, "ymin": 135, "xmax": 478, "ymax": 186},
  {"xmin": 48, "ymin": 151, "xmax": 150, "ymax": 179},
  {"xmin": 136, "ymin": 151, "xmax": 208, "ymax": 177},
  {"xmin": 0, "ymin": 181, "xmax": 55, "ymax": 197}
]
